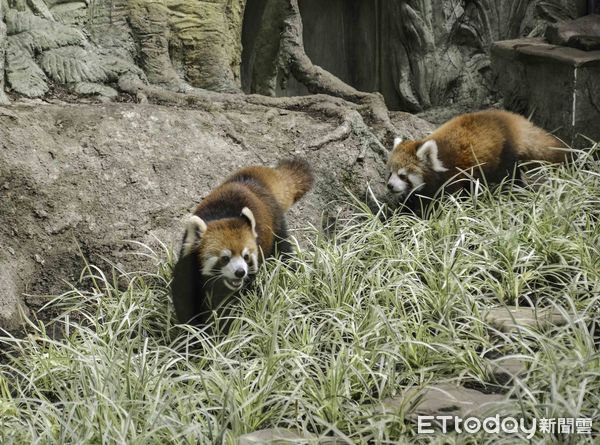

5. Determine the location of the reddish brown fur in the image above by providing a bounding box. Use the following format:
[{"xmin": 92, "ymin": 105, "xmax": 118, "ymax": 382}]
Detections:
[
  {"xmin": 193, "ymin": 158, "xmax": 313, "ymax": 261},
  {"xmin": 232, "ymin": 159, "xmax": 314, "ymax": 212},
  {"xmin": 198, "ymin": 218, "xmax": 257, "ymax": 260},
  {"xmin": 388, "ymin": 110, "xmax": 567, "ymax": 196}
]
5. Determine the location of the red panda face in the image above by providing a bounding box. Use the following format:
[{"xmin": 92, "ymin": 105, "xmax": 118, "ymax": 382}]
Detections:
[
  {"xmin": 199, "ymin": 220, "xmax": 259, "ymax": 291},
  {"xmin": 387, "ymin": 138, "xmax": 449, "ymax": 199},
  {"xmin": 180, "ymin": 208, "xmax": 259, "ymax": 292},
  {"xmin": 387, "ymin": 139, "xmax": 426, "ymax": 199}
]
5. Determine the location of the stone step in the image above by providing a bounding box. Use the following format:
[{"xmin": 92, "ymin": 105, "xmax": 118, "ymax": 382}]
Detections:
[
  {"xmin": 238, "ymin": 428, "xmax": 349, "ymax": 445},
  {"xmin": 487, "ymin": 356, "xmax": 528, "ymax": 384},
  {"xmin": 238, "ymin": 428, "xmax": 314, "ymax": 444},
  {"xmin": 492, "ymin": 37, "xmax": 600, "ymax": 148},
  {"xmin": 379, "ymin": 383, "xmax": 506, "ymax": 421},
  {"xmin": 483, "ymin": 306, "xmax": 567, "ymax": 332}
]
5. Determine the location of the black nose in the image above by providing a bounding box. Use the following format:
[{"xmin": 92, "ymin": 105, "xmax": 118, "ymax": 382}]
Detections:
[
  {"xmin": 387, "ymin": 183, "xmax": 394, "ymax": 190},
  {"xmin": 235, "ymin": 268, "xmax": 246, "ymax": 278}
]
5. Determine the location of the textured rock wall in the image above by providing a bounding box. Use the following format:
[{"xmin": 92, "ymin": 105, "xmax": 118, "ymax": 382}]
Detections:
[
  {"xmin": 1, "ymin": 0, "xmax": 588, "ymax": 108},
  {"xmin": 242, "ymin": 0, "xmax": 586, "ymax": 110},
  {"xmin": 167, "ymin": 0, "xmax": 245, "ymax": 91},
  {"xmin": 0, "ymin": 1, "xmax": 8, "ymax": 104},
  {"xmin": 0, "ymin": 102, "xmax": 433, "ymax": 330},
  {"xmin": 0, "ymin": 0, "xmax": 245, "ymax": 99}
]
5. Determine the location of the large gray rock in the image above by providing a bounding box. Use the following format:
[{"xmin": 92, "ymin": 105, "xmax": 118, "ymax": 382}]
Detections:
[
  {"xmin": 0, "ymin": 101, "xmax": 432, "ymax": 330},
  {"xmin": 238, "ymin": 428, "xmax": 315, "ymax": 444}
]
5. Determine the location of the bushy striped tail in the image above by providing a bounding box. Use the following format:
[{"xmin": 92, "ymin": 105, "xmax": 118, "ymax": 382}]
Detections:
[
  {"xmin": 516, "ymin": 117, "xmax": 569, "ymax": 164},
  {"xmin": 274, "ymin": 158, "xmax": 314, "ymax": 210}
]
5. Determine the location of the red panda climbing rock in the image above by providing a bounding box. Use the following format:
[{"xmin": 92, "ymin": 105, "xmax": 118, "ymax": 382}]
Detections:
[
  {"xmin": 171, "ymin": 158, "xmax": 313, "ymax": 325},
  {"xmin": 387, "ymin": 110, "xmax": 567, "ymax": 201}
]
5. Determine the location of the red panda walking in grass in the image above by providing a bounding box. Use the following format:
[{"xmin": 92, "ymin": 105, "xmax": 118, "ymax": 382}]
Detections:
[
  {"xmin": 387, "ymin": 110, "xmax": 567, "ymax": 202},
  {"xmin": 171, "ymin": 159, "xmax": 313, "ymax": 325}
]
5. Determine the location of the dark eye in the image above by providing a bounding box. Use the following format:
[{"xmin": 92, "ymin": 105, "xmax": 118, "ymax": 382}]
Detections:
[
  {"xmin": 221, "ymin": 255, "xmax": 230, "ymax": 264},
  {"xmin": 398, "ymin": 173, "xmax": 408, "ymax": 181},
  {"xmin": 243, "ymin": 253, "xmax": 250, "ymax": 262}
]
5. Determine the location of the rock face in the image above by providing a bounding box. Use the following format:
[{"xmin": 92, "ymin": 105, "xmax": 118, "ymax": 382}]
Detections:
[
  {"xmin": 379, "ymin": 384, "xmax": 506, "ymax": 424},
  {"xmin": 0, "ymin": 0, "xmax": 586, "ymax": 109},
  {"xmin": 545, "ymin": 14, "xmax": 600, "ymax": 51},
  {"xmin": 0, "ymin": 1, "xmax": 9, "ymax": 104},
  {"xmin": 243, "ymin": 0, "xmax": 585, "ymax": 111},
  {"xmin": 483, "ymin": 306, "xmax": 567, "ymax": 332},
  {"xmin": 1, "ymin": 0, "xmax": 244, "ymax": 99},
  {"xmin": 0, "ymin": 102, "xmax": 433, "ymax": 330}
]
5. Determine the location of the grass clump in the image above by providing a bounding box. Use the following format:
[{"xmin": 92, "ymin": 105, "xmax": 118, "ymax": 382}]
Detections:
[{"xmin": 0, "ymin": 148, "xmax": 599, "ymax": 444}]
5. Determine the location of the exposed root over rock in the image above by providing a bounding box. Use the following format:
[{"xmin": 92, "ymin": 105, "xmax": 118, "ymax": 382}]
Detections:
[{"xmin": 118, "ymin": 72, "xmax": 390, "ymax": 160}]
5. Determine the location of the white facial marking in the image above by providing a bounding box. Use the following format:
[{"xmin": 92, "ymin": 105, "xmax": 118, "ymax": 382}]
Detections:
[
  {"xmin": 201, "ymin": 256, "xmax": 219, "ymax": 275},
  {"xmin": 408, "ymin": 173, "xmax": 425, "ymax": 190},
  {"xmin": 393, "ymin": 137, "xmax": 403, "ymax": 149},
  {"xmin": 416, "ymin": 140, "xmax": 449, "ymax": 173},
  {"xmin": 387, "ymin": 171, "xmax": 409, "ymax": 196},
  {"xmin": 181, "ymin": 215, "xmax": 207, "ymax": 256},
  {"xmin": 388, "ymin": 167, "xmax": 426, "ymax": 197},
  {"xmin": 203, "ymin": 249, "xmax": 230, "ymax": 276},
  {"xmin": 249, "ymin": 253, "xmax": 259, "ymax": 274}
]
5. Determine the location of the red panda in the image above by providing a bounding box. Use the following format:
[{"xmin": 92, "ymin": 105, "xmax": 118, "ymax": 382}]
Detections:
[
  {"xmin": 171, "ymin": 158, "xmax": 313, "ymax": 325},
  {"xmin": 387, "ymin": 110, "xmax": 567, "ymax": 201}
]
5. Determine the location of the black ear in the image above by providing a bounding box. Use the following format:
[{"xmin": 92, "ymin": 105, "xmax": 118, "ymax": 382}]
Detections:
[
  {"xmin": 241, "ymin": 207, "xmax": 257, "ymax": 238},
  {"xmin": 171, "ymin": 253, "xmax": 202, "ymax": 325}
]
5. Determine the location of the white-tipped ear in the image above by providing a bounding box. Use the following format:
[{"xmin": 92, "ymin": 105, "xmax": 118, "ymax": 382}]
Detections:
[
  {"xmin": 393, "ymin": 137, "xmax": 403, "ymax": 149},
  {"xmin": 241, "ymin": 207, "xmax": 257, "ymax": 238},
  {"xmin": 181, "ymin": 215, "xmax": 207, "ymax": 256},
  {"xmin": 416, "ymin": 140, "xmax": 448, "ymax": 172}
]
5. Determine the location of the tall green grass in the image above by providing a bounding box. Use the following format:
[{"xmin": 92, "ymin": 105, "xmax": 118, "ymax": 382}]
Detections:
[{"xmin": 1, "ymin": 147, "xmax": 599, "ymax": 444}]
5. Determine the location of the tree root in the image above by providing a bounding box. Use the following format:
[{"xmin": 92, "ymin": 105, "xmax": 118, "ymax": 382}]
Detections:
[
  {"xmin": 278, "ymin": 0, "xmax": 397, "ymax": 143},
  {"xmin": 114, "ymin": 0, "xmax": 399, "ymax": 161},
  {"xmin": 118, "ymin": 73, "xmax": 387, "ymax": 159}
]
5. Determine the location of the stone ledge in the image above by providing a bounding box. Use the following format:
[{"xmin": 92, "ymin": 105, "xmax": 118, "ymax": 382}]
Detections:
[
  {"xmin": 483, "ymin": 306, "xmax": 567, "ymax": 332},
  {"xmin": 493, "ymin": 38, "xmax": 600, "ymax": 67},
  {"xmin": 492, "ymin": 37, "xmax": 600, "ymax": 148}
]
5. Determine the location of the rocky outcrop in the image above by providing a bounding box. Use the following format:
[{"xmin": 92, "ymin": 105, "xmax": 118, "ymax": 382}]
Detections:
[
  {"xmin": 0, "ymin": 102, "xmax": 433, "ymax": 330},
  {"xmin": 0, "ymin": 0, "xmax": 245, "ymax": 100}
]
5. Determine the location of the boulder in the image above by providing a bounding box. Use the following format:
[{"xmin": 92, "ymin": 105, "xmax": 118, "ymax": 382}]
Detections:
[{"xmin": 0, "ymin": 101, "xmax": 433, "ymax": 330}]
